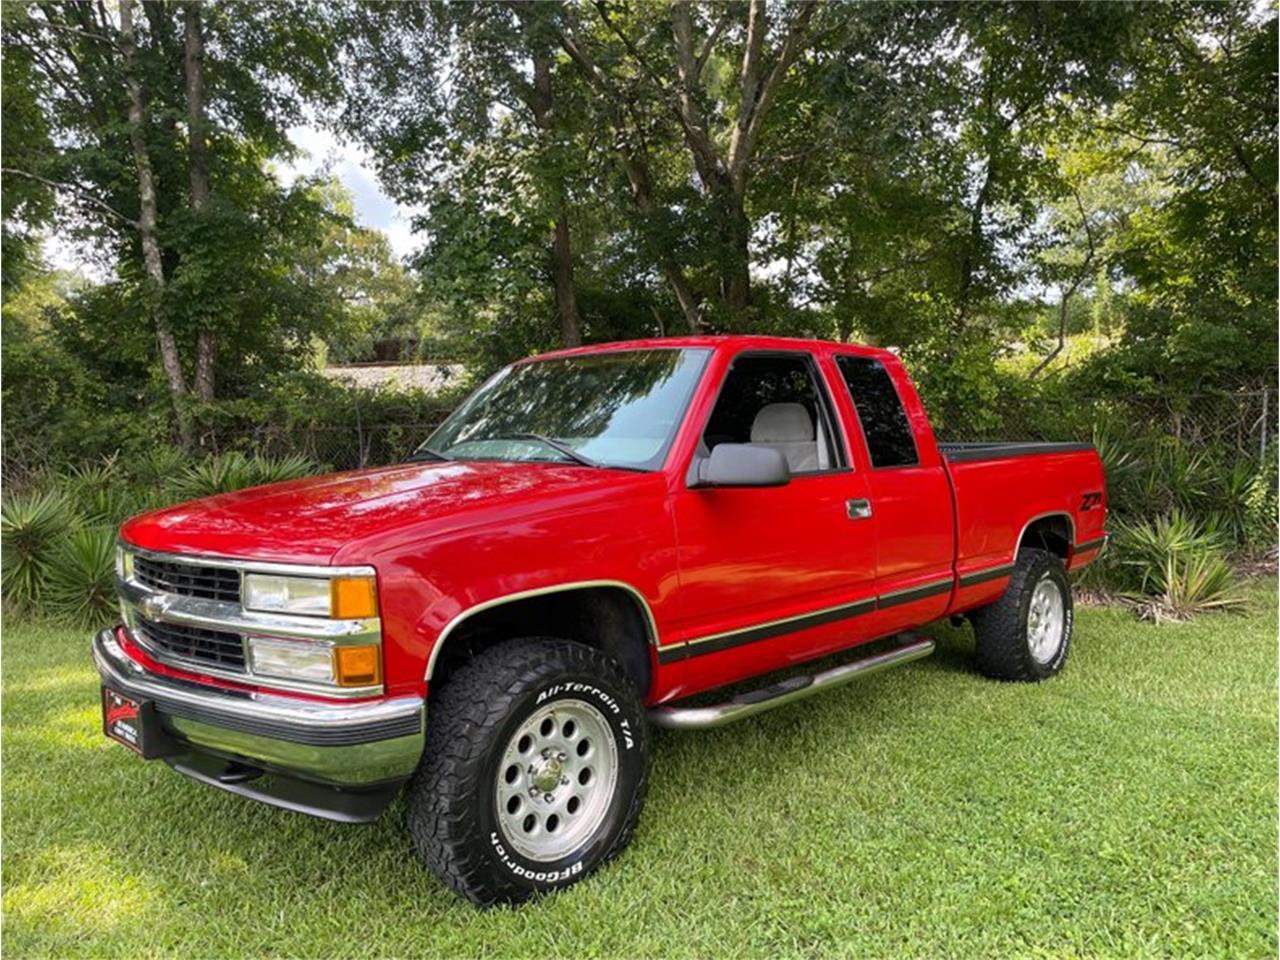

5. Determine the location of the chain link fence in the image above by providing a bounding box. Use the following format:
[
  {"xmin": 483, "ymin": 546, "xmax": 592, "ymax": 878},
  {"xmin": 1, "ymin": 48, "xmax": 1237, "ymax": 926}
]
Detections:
[
  {"xmin": 196, "ymin": 420, "xmax": 453, "ymax": 473},
  {"xmin": 937, "ymin": 386, "xmax": 1273, "ymax": 461}
]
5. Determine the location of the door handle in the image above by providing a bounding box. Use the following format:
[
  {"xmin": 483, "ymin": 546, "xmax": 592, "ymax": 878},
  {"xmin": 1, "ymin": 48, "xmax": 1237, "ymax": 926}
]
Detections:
[{"xmin": 846, "ymin": 498, "xmax": 873, "ymax": 520}]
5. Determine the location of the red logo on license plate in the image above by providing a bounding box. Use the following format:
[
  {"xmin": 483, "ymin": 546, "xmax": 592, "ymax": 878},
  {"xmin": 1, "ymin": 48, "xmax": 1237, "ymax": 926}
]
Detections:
[{"xmin": 105, "ymin": 696, "xmax": 139, "ymax": 726}]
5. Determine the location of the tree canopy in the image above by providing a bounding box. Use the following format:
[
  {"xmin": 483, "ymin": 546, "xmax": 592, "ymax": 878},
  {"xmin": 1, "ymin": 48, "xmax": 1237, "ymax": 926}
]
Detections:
[{"xmin": 2, "ymin": 0, "xmax": 1275, "ymax": 448}]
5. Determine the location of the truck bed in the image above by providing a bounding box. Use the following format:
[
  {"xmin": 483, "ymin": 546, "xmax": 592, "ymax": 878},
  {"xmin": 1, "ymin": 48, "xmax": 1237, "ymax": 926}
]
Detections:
[
  {"xmin": 938, "ymin": 441, "xmax": 1095, "ymax": 463},
  {"xmin": 941, "ymin": 440, "xmax": 1107, "ymax": 615}
]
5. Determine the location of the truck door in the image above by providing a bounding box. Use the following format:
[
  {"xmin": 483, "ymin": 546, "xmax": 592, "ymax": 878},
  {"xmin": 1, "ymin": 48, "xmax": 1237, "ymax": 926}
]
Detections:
[
  {"xmin": 830, "ymin": 353, "xmax": 955, "ymax": 636},
  {"xmin": 666, "ymin": 350, "xmax": 879, "ymax": 689}
]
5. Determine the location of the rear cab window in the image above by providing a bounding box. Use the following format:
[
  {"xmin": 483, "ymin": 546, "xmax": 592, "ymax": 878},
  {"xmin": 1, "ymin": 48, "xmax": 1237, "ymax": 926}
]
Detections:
[{"xmin": 834, "ymin": 354, "xmax": 919, "ymax": 468}]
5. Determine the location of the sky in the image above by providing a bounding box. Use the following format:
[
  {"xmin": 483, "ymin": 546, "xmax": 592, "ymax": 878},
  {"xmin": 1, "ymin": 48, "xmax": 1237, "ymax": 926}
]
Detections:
[
  {"xmin": 274, "ymin": 125, "xmax": 423, "ymax": 259},
  {"xmin": 44, "ymin": 124, "xmax": 420, "ymax": 278}
]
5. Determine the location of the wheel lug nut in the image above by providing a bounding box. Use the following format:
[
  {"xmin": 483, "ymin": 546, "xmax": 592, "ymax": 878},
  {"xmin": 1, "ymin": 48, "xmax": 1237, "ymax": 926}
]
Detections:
[
  {"xmin": 544, "ymin": 793, "xmax": 554, "ymax": 803},
  {"xmin": 561, "ymin": 776, "xmax": 569, "ymax": 785},
  {"xmin": 557, "ymin": 752, "xmax": 567, "ymax": 762}
]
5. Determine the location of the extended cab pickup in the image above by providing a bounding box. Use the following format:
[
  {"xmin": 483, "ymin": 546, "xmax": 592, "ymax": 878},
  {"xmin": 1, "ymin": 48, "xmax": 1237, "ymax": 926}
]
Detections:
[{"xmin": 95, "ymin": 335, "xmax": 1107, "ymax": 904}]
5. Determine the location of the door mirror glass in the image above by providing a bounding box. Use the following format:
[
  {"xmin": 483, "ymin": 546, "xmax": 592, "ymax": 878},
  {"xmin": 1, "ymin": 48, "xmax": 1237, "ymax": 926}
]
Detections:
[{"xmin": 691, "ymin": 444, "xmax": 791, "ymax": 488}]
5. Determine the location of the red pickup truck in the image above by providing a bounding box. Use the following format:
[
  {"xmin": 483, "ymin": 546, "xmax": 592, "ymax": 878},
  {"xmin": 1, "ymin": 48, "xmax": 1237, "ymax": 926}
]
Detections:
[{"xmin": 95, "ymin": 335, "xmax": 1107, "ymax": 904}]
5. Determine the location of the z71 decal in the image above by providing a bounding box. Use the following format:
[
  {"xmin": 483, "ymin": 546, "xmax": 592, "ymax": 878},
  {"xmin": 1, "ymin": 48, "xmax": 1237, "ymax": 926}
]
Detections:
[{"xmin": 1080, "ymin": 491, "xmax": 1103, "ymax": 511}]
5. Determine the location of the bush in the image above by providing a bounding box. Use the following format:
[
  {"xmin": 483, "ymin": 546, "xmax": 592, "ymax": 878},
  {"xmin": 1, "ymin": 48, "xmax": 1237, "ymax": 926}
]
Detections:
[
  {"xmin": 1108, "ymin": 511, "xmax": 1245, "ymax": 622},
  {"xmin": 1, "ymin": 490, "xmax": 75, "ymax": 612},
  {"xmin": 1243, "ymin": 453, "xmax": 1278, "ymax": 553},
  {"xmin": 43, "ymin": 525, "xmax": 117, "ymax": 627},
  {"xmin": 168, "ymin": 451, "xmax": 320, "ymax": 500},
  {"xmin": 60, "ymin": 455, "xmax": 149, "ymax": 526},
  {"xmin": 1, "ymin": 446, "xmax": 329, "ymax": 622}
]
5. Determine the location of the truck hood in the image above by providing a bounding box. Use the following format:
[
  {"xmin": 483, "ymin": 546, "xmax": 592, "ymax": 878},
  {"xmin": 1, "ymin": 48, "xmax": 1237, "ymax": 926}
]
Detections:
[{"xmin": 120, "ymin": 460, "xmax": 660, "ymax": 564}]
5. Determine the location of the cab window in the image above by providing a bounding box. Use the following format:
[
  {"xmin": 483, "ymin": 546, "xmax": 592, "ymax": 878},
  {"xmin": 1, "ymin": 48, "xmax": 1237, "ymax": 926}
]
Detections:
[
  {"xmin": 702, "ymin": 353, "xmax": 843, "ymax": 475},
  {"xmin": 835, "ymin": 355, "xmax": 918, "ymax": 468}
]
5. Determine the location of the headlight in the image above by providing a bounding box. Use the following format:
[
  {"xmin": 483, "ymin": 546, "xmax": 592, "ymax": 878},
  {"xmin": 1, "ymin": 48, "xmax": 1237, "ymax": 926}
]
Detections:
[
  {"xmin": 248, "ymin": 636, "xmax": 335, "ymax": 683},
  {"xmin": 115, "ymin": 546, "xmax": 134, "ymax": 580},
  {"xmin": 247, "ymin": 637, "xmax": 382, "ymax": 687},
  {"xmin": 242, "ymin": 574, "xmax": 378, "ymax": 619},
  {"xmin": 243, "ymin": 574, "xmax": 331, "ymax": 616}
]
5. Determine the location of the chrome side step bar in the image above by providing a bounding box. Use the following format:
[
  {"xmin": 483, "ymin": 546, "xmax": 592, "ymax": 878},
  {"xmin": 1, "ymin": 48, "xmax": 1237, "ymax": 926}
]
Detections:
[{"xmin": 647, "ymin": 633, "xmax": 936, "ymax": 730}]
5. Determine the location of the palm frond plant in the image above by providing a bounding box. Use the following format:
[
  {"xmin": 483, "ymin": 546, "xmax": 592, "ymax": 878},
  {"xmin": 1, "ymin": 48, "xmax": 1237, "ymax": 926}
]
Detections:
[
  {"xmin": 1199, "ymin": 458, "xmax": 1256, "ymax": 548},
  {"xmin": 59, "ymin": 454, "xmax": 145, "ymax": 525},
  {"xmin": 1, "ymin": 490, "xmax": 75, "ymax": 611},
  {"xmin": 43, "ymin": 525, "xmax": 118, "ymax": 627},
  {"xmin": 168, "ymin": 452, "xmax": 256, "ymax": 499},
  {"xmin": 246, "ymin": 453, "xmax": 319, "ymax": 486},
  {"xmin": 1112, "ymin": 510, "xmax": 1244, "ymax": 621},
  {"xmin": 168, "ymin": 452, "xmax": 320, "ymax": 500},
  {"xmin": 1090, "ymin": 425, "xmax": 1143, "ymax": 517},
  {"xmin": 129, "ymin": 445, "xmax": 191, "ymax": 488}
]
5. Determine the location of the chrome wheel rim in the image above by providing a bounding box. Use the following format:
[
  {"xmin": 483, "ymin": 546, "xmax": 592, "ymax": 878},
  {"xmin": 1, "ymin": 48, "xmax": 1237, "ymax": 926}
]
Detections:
[
  {"xmin": 1027, "ymin": 576, "xmax": 1065, "ymax": 664},
  {"xmin": 494, "ymin": 698, "xmax": 619, "ymax": 863}
]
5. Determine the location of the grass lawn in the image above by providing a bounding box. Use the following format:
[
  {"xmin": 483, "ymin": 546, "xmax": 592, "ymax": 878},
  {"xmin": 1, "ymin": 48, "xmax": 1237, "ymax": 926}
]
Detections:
[{"xmin": 3, "ymin": 582, "xmax": 1276, "ymax": 958}]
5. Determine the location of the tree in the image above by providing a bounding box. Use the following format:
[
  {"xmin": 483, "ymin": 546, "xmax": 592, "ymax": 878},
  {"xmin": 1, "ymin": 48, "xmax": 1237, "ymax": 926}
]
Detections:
[
  {"xmin": 1, "ymin": 0, "xmax": 345, "ymax": 431},
  {"xmin": 554, "ymin": 0, "xmax": 818, "ymax": 323}
]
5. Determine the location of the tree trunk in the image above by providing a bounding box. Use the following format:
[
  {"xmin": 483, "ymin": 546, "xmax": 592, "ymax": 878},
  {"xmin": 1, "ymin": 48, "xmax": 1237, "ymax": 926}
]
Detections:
[
  {"xmin": 721, "ymin": 190, "xmax": 752, "ymax": 313},
  {"xmin": 525, "ymin": 32, "xmax": 582, "ymax": 348},
  {"xmin": 620, "ymin": 153, "xmax": 702, "ymax": 332},
  {"xmin": 662, "ymin": 261, "xmax": 702, "ymax": 332},
  {"xmin": 120, "ymin": 0, "xmax": 190, "ymax": 439},
  {"xmin": 550, "ymin": 202, "xmax": 582, "ymax": 347},
  {"xmin": 184, "ymin": 0, "xmax": 217, "ymax": 401},
  {"xmin": 557, "ymin": 22, "xmax": 703, "ymax": 333}
]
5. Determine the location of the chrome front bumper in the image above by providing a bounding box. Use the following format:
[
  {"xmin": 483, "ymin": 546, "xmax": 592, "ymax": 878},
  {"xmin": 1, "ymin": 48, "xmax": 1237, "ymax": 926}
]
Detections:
[{"xmin": 93, "ymin": 627, "xmax": 424, "ymax": 798}]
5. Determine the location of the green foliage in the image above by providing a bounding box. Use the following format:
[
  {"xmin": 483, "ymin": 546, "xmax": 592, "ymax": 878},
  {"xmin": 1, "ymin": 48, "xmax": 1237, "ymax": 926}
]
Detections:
[
  {"xmin": 1, "ymin": 490, "xmax": 75, "ymax": 611},
  {"xmin": 60, "ymin": 456, "xmax": 140, "ymax": 526},
  {"xmin": 0, "ymin": 1, "xmax": 1273, "ymax": 630},
  {"xmin": 1243, "ymin": 454, "xmax": 1279, "ymax": 552},
  {"xmin": 168, "ymin": 452, "xmax": 320, "ymax": 500},
  {"xmin": 1103, "ymin": 511, "xmax": 1245, "ymax": 621},
  {"xmin": 42, "ymin": 525, "xmax": 118, "ymax": 627},
  {"xmin": 0, "ymin": 5, "xmax": 56, "ymax": 291}
]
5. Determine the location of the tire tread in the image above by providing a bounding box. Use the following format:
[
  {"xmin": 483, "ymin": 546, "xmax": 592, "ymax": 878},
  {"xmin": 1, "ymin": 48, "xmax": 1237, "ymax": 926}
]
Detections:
[
  {"xmin": 970, "ymin": 547, "xmax": 1072, "ymax": 682},
  {"xmin": 406, "ymin": 637, "xmax": 649, "ymax": 906}
]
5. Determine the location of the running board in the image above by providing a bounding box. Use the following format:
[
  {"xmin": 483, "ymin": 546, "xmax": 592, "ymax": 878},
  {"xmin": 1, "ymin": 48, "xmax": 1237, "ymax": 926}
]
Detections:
[{"xmin": 647, "ymin": 633, "xmax": 936, "ymax": 730}]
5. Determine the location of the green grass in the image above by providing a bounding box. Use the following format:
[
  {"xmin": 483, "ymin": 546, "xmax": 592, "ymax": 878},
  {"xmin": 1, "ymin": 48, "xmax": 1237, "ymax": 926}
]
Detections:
[{"xmin": 4, "ymin": 584, "xmax": 1276, "ymax": 958}]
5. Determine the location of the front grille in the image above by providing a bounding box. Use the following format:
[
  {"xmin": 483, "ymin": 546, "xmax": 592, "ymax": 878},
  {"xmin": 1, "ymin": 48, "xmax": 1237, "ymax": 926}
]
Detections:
[
  {"xmin": 135, "ymin": 615, "xmax": 246, "ymax": 671},
  {"xmin": 133, "ymin": 555, "xmax": 241, "ymax": 604}
]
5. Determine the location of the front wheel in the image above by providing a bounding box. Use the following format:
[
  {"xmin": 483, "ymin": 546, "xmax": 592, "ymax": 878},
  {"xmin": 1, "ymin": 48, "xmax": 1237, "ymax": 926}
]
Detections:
[
  {"xmin": 970, "ymin": 547, "xmax": 1073, "ymax": 681},
  {"xmin": 406, "ymin": 637, "xmax": 650, "ymax": 906}
]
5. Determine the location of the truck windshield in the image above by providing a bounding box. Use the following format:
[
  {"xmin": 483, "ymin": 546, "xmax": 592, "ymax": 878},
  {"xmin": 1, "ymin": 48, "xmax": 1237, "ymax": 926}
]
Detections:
[{"xmin": 417, "ymin": 348, "xmax": 711, "ymax": 471}]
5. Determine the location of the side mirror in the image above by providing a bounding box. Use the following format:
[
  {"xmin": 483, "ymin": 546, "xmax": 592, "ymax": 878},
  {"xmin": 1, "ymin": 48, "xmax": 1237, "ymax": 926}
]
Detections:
[{"xmin": 690, "ymin": 444, "xmax": 790, "ymax": 488}]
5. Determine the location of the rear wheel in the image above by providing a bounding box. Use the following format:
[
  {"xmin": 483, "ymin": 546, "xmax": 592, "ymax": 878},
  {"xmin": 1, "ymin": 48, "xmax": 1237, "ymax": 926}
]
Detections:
[
  {"xmin": 406, "ymin": 637, "xmax": 649, "ymax": 906},
  {"xmin": 971, "ymin": 547, "xmax": 1072, "ymax": 681}
]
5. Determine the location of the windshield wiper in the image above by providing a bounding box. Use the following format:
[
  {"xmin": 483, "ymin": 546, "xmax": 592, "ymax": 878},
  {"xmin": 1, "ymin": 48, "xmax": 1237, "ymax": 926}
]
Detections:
[
  {"xmin": 499, "ymin": 434, "xmax": 601, "ymax": 468},
  {"xmin": 406, "ymin": 446, "xmax": 453, "ymax": 462}
]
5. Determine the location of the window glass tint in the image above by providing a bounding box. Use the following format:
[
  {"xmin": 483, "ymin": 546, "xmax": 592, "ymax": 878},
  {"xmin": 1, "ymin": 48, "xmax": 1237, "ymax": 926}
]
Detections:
[
  {"xmin": 703, "ymin": 354, "xmax": 840, "ymax": 474},
  {"xmin": 835, "ymin": 355, "xmax": 918, "ymax": 468}
]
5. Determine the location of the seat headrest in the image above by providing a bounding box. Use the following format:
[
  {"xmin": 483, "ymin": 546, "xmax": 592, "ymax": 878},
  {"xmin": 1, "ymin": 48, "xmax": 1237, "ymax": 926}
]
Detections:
[{"xmin": 750, "ymin": 403, "xmax": 814, "ymax": 443}]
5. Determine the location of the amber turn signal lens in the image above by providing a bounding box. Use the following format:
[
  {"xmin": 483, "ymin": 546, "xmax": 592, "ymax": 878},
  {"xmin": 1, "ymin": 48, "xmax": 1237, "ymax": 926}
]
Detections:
[
  {"xmin": 334, "ymin": 644, "xmax": 381, "ymax": 686},
  {"xmin": 330, "ymin": 576, "xmax": 378, "ymax": 619}
]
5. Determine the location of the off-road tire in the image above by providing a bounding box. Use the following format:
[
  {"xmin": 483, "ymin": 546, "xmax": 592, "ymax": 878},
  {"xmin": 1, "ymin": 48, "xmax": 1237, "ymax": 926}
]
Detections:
[
  {"xmin": 406, "ymin": 637, "xmax": 650, "ymax": 906},
  {"xmin": 970, "ymin": 547, "xmax": 1073, "ymax": 682}
]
